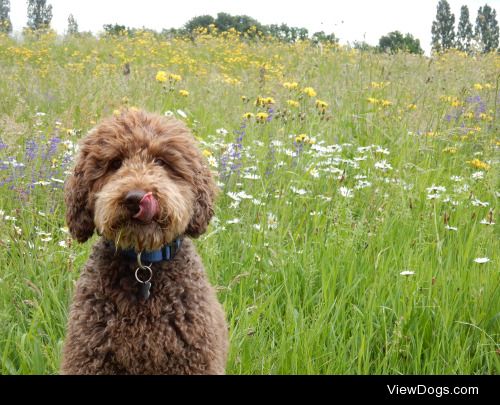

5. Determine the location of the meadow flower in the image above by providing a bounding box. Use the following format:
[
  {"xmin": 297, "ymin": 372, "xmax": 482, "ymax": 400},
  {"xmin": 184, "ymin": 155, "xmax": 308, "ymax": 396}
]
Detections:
[
  {"xmin": 155, "ymin": 70, "xmax": 168, "ymax": 82},
  {"xmin": 471, "ymin": 198, "xmax": 489, "ymax": 207},
  {"xmin": 295, "ymin": 134, "xmax": 315, "ymax": 144},
  {"xmin": 355, "ymin": 180, "xmax": 372, "ymax": 189},
  {"xmin": 58, "ymin": 240, "xmax": 68, "ymax": 248},
  {"xmin": 290, "ymin": 186, "xmax": 307, "ymax": 195},
  {"xmin": 255, "ymin": 96, "xmax": 274, "ymax": 106},
  {"xmin": 303, "ymin": 87, "xmax": 317, "ymax": 97},
  {"xmin": 315, "ymin": 99, "xmax": 328, "ymax": 112},
  {"xmin": 255, "ymin": 112, "xmax": 269, "ymax": 122},
  {"xmin": 267, "ymin": 212, "xmax": 278, "ymax": 230},
  {"xmin": 169, "ymin": 73, "xmax": 182, "ymax": 82},
  {"xmin": 374, "ymin": 160, "xmax": 392, "ymax": 172},
  {"xmin": 426, "ymin": 185, "xmax": 446, "ymax": 194},
  {"xmin": 207, "ymin": 155, "xmax": 218, "ymax": 168},
  {"xmin": 287, "ymin": 100, "xmax": 300, "ymax": 108},
  {"xmin": 309, "ymin": 168, "xmax": 320, "ymax": 178},
  {"xmin": 179, "ymin": 89, "xmax": 189, "ymax": 97},
  {"xmin": 216, "ymin": 128, "xmax": 228, "ymax": 135},
  {"xmin": 242, "ymin": 112, "xmax": 254, "ymax": 120},
  {"xmin": 226, "ymin": 218, "xmax": 241, "ymax": 224},
  {"xmin": 375, "ymin": 147, "xmax": 390, "ymax": 155},
  {"xmin": 339, "ymin": 187, "xmax": 354, "ymax": 198},
  {"xmin": 479, "ymin": 219, "xmax": 495, "ymax": 225},
  {"xmin": 473, "ymin": 257, "xmax": 490, "ymax": 263},
  {"xmin": 471, "ymin": 171, "xmax": 485, "ymax": 180},
  {"xmin": 283, "ymin": 82, "xmax": 299, "ymax": 90},
  {"xmin": 242, "ymin": 173, "xmax": 260, "ymax": 180},
  {"xmin": 467, "ymin": 159, "xmax": 490, "ymax": 171}
]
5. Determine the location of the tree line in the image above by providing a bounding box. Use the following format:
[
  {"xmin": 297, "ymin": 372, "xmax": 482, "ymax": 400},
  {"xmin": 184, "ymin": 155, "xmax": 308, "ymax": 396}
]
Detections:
[
  {"xmin": 0, "ymin": 0, "xmax": 498, "ymax": 54},
  {"xmin": 432, "ymin": 0, "xmax": 498, "ymax": 53}
]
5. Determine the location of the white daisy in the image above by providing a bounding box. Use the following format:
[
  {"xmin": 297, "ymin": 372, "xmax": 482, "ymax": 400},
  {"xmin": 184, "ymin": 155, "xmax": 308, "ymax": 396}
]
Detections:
[{"xmin": 339, "ymin": 187, "xmax": 354, "ymax": 198}]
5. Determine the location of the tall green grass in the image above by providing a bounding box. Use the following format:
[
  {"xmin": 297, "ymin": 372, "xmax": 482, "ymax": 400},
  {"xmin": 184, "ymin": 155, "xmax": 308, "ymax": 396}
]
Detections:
[{"xmin": 0, "ymin": 31, "xmax": 498, "ymax": 374}]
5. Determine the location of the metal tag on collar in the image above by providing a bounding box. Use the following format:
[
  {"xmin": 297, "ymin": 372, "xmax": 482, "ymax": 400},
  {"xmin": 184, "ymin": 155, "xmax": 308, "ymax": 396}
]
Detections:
[{"xmin": 135, "ymin": 252, "xmax": 152, "ymax": 301}]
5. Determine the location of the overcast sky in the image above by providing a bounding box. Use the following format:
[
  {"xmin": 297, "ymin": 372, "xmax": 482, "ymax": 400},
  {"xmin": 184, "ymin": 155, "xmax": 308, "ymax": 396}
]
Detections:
[{"xmin": 8, "ymin": 0, "xmax": 500, "ymax": 54}]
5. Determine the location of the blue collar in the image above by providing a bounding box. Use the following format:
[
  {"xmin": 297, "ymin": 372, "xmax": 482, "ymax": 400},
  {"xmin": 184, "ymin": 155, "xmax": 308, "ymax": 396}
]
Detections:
[{"xmin": 118, "ymin": 238, "xmax": 183, "ymax": 263}]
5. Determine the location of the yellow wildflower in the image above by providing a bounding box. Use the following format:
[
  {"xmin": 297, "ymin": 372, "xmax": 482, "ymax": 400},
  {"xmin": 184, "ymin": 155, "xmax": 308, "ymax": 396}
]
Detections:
[
  {"xmin": 283, "ymin": 82, "xmax": 299, "ymax": 90},
  {"xmin": 442, "ymin": 147, "xmax": 457, "ymax": 154},
  {"xmin": 287, "ymin": 100, "xmax": 300, "ymax": 108},
  {"xmin": 255, "ymin": 112, "xmax": 269, "ymax": 122},
  {"xmin": 479, "ymin": 113, "xmax": 492, "ymax": 122},
  {"xmin": 303, "ymin": 87, "xmax": 317, "ymax": 97},
  {"xmin": 169, "ymin": 73, "xmax": 182, "ymax": 82},
  {"xmin": 156, "ymin": 70, "xmax": 167, "ymax": 82},
  {"xmin": 255, "ymin": 96, "xmax": 274, "ymax": 106},
  {"xmin": 407, "ymin": 103, "xmax": 417, "ymax": 110},
  {"xmin": 315, "ymin": 99, "xmax": 328, "ymax": 112},
  {"xmin": 367, "ymin": 97, "xmax": 378, "ymax": 104},
  {"xmin": 242, "ymin": 112, "xmax": 254, "ymax": 119},
  {"xmin": 466, "ymin": 159, "xmax": 490, "ymax": 171},
  {"xmin": 473, "ymin": 83, "xmax": 483, "ymax": 91},
  {"xmin": 179, "ymin": 89, "xmax": 189, "ymax": 97},
  {"xmin": 202, "ymin": 149, "xmax": 212, "ymax": 157},
  {"xmin": 295, "ymin": 134, "xmax": 315, "ymax": 144}
]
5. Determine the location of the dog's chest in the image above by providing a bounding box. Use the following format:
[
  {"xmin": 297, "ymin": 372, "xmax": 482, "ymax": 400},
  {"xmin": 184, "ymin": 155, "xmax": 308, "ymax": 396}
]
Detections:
[{"xmin": 94, "ymin": 272, "xmax": 212, "ymax": 373}]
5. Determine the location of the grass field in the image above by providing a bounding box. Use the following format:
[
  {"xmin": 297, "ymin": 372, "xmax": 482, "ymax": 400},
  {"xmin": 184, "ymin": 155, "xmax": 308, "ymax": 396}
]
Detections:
[{"xmin": 0, "ymin": 29, "xmax": 498, "ymax": 374}]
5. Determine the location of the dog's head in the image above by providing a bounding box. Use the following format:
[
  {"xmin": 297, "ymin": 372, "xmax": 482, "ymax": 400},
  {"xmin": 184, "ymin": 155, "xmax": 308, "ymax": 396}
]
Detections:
[{"xmin": 64, "ymin": 109, "xmax": 217, "ymax": 251}]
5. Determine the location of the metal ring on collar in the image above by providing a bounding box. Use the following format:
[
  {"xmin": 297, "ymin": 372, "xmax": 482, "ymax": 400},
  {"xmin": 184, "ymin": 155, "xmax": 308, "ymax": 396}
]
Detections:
[{"xmin": 135, "ymin": 265, "xmax": 152, "ymax": 284}]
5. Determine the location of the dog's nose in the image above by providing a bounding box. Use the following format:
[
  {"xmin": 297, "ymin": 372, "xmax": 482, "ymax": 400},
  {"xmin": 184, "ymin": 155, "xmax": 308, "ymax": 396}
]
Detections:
[
  {"xmin": 123, "ymin": 190, "xmax": 146, "ymax": 215},
  {"xmin": 124, "ymin": 190, "xmax": 159, "ymax": 222}
]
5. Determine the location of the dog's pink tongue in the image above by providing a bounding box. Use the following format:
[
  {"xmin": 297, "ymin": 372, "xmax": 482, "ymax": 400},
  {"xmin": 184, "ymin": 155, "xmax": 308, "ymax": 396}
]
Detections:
[{"xmin": 133, "ymin": 192, "xmax": 159, "ymax": 222}]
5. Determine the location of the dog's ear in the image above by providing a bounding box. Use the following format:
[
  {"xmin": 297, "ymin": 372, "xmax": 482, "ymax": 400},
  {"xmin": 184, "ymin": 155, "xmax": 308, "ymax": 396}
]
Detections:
[
  {"xmin": 64, "ymin": 151, "xmax": 95, "ymax": 242},
  {"xmin": 185, "ymin": 162, "xmax": 218, "ymax": 238}
]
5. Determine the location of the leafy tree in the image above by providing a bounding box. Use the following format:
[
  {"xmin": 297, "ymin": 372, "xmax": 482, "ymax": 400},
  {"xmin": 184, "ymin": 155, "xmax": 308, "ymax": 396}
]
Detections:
[
  {"xmin": 352, "ymin": 40, "xmax": 377, "ymax": 52},
  {"xmin": 431, "ymin": 0, "xmax": 455, "ymax": 52},
  {"xmin": 184, "ymin": 15, "xmax": 215, "ymax": 32},
  {"xmin": 26, "ymin": 0, "xmax": 53, "ymax": 30},
  {"xmin": 378, "ymin": 31, "xmax": 423, "ymax": 54},
  {"xmin": 311, "ymin": 31, "xmax": 338, "ymax": 45},
  {"xmin": 456, "ymin": 5, "xmax": 473, "ymax": 52},
  {"xmin": 475, "ymin": 4, "xmax": 499, "ymax": 52},
  {"xmin": 103, "ymin": 24, "xmax": 130, "ymax": 36},
  {"xmin": 67, "ymin": 13, "xmax": 78, "ymax": 35},
  {"xmin": 0, "ymin": 0, "xmax": 12, "ymax": 33}
]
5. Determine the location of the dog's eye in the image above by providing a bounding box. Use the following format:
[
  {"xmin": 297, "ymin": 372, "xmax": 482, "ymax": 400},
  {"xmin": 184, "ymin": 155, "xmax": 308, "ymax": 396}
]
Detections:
[
  {"xmin": 109, "ymin": 159, "xmax": 122, "ymax": 171},
  {"xmin": 154, "ymin": 158, "xmax": 168, "ymax": 167}
]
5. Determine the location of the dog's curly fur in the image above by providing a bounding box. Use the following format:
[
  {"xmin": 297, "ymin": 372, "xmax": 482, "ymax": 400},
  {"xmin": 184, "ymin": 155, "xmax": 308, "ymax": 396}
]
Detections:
[{"xmin": 61, "ymin": 109, "xmax": 228, "ymax": 374}]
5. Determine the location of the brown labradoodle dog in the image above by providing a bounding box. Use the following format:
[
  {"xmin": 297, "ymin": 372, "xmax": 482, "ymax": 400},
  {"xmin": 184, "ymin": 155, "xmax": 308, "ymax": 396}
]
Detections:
[{"xmin": 61, "ymin": 109, "xmax": 228, "ymax": 374}]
